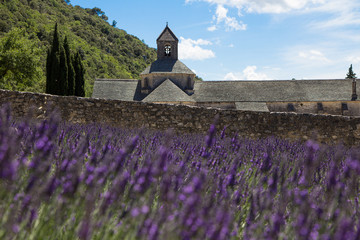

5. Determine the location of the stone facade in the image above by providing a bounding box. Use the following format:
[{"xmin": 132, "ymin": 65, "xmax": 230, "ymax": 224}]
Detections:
[
  {"xmin": 2, "ymin": 89, "xmax": 360, "ymax": 145},
  {"xmin": 139, "ymin": 26, "xmax": 195, "ymax": 95},
  {"xmin": 93, "ymin": 26, "xmax": 359, "ymax": 116}
]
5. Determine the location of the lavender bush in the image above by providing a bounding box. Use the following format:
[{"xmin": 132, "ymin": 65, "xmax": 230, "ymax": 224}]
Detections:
[{"xmin": 0, "ymin": 105, "xmax": 359, "ymax": 240}]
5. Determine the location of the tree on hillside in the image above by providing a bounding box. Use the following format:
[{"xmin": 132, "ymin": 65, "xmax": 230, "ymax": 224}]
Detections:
[
  {"xmin": 2, "ymin": 0, "xmax": 157, "ymax": 95},
  {"xmin": 47, "ymin": 23, "xmax": 80, "ymax": 96},
  {"xmin": 58, "ymin": 42, "xmax": 68, "ymax": 96},
  {"xmin": 74, "ymin": 51, "xmax": 85, "ymax": 97},
  {"xmin": 46, "ymin": 23, "xmax": 61, "ymax": 95},
  {"xmin": 346, "ymin": 64, "xmax": 357, "ymax": 79},
  {"xmin": 64, "ymin": 36, "xmax": 75, "ymax": 95},
  {"xmin": 0, "ymin": 28, "xmax": 42, "ymax": 91}
]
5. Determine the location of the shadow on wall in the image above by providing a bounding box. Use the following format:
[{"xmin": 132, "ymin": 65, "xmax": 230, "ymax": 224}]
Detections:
[{"xmin": 267, "ymin": 101, "xmax": 360, "ymax": 116}]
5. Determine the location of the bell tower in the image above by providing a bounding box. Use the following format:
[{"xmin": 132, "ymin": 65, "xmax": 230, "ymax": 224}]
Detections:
[
  {"xmin": 156, "ymin": 23, "xmax": 178, "ymax": 60},
  {"xmin": 140, "ymin": 24, "xmax": 195, "ymax": 95}
]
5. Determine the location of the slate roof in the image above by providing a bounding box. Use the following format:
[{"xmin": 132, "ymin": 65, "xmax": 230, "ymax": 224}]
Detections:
[
  {"xmin": 92, "ymin": 79, "xmax": 146, "ymax": 101},
  {"xmin": 92, "ymin": 79, "xmax": 357, "ymax": 103},
  {"xmin": 141, "ymin": 59, "xmax": 195, "ymax": 75},
  {"xmin": 192, "ymin": 79, "xmax": 357, "ymax": 102},
  {"xmin": 142, "ymin": 79, "xmax": 195, "ymax": 102}
]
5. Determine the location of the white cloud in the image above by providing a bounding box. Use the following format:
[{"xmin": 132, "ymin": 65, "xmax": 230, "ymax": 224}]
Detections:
[
  {"xmin": 224, "ymin": 72, "xmax": 238, "ymax": 80},
  {"xmin": 346, "ymin": 56, "xmax": 360, "ymax": 64},
  {"xmin": 178, "ymin": 37, "xmax": 216, "ymax": 60},
  {"xmin": 213, "ymin": 5, "xmax": 247, "ymax": 31},
  {"xmin": 298, "ymin": 50, "xmax": 330, "ymax": 63},
  {"xmin": 306, "ymin": 0, "xmax": 360, "ymax": 29},
  {"xmin": 224, "ymin": 66, "xmax": 272, "ymax": 80},
  {"xmin": 207, "ymin": 25, "xmax": 217, "ymax": 31},
  {"xmin": 186, "ymin": 0, "xmax": 360, "ymax": 30},
  {"xmin": 187, "ymin": 0, "xmax": 324, "ymax": 14},
  {"xmin": 243, "ymin": 66, "xmax": 272, "ymax": 80}
]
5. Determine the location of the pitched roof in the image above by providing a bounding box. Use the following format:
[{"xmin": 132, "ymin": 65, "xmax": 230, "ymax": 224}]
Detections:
[
  {"xmin": 141, "ymin": 59, "xmax": 195, "ymax": 75},
  {"xmin": 157, "ymin": 26, "xmax": 178, "ymax": 42},
  {"xmin": 192, "ymin": 79, "xmax": 356, "ymax": 102},
  {"xmin": 92, "ymin": 79, "xmax": 357, "ymax": 104},
  {"xmin": 142, "ymin": 79, "xmax": 195, "ymax": 102},
  {"xmin": 92, "ymin": 79, "xmax": 146, "ymax": 101}
]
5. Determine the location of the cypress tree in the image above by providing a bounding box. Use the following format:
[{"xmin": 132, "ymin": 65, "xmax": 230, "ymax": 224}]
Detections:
[
  {"xmin": 45, "ymin": 49, "xmax": 51, "ymax": 93},
  {"xmin": 74, "ymin": 51, "xmax": 85, "ymax": 97},
  {"xmin": 46, "ymin": 23, "xmax": 61, "ymax": 95},
  {"xmin": 58, "ymin": 44, "xmax": 68, "ymax": 95},
  {"xmin": 64, "ymin": 37, "xmax": 75, "ymax": 95},
  {"xmin": 346, "ymin": 64, "xmax": 357, "ymax": 79}
]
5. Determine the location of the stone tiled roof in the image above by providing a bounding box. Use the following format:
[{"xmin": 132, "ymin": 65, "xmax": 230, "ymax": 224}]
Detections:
[
  {"xmin": 142, "ymin": 79, "xmax": 195, "ymax": 102},
  {"xmin": 92, "ymin": 79, "xmax": 146, "ymax": 101},
  {"xmin": 192, "ymin": 79, "xmax": 357, "ymax": 102},
  {"xmin": 141, "ymin": 59, "xmax": 195, "ymax": 75},
  {"xmin": 92, "ymin": 79, "xmax": 357, "ymax": 103}
]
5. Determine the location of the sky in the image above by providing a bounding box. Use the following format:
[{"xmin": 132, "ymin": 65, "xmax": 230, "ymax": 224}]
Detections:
[{"xmin": 70, "ymin": 0, "xmax": 360, "ymax": 81}]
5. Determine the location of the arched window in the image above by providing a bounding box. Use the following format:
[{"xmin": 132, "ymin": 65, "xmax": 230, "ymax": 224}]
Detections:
[{"xmin": 164, "ymin": 44, "xmax": 171, "ymax": 56}]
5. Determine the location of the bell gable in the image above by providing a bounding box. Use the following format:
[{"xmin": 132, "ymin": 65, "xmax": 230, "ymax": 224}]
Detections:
[{"xmin": 156, "ymin": 25, "xmax": 178, "ymax": 60}]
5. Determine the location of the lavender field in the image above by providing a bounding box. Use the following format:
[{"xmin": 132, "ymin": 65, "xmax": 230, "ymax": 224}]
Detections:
[{"xmin": 0, "ymin": 105, "xmax": 359, "ymax": 240}]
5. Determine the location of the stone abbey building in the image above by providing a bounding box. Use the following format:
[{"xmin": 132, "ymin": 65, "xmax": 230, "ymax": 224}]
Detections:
[{"xmin": 92, "ymin": 25, "xmax": 359, "ymax": 116}]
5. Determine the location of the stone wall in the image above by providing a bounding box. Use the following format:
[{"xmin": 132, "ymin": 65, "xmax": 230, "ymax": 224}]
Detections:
[
  {"xmin": 1, "ymin": 89, "xmax": 360, "ymax": 145},
  {"xmin": 267, "ymin": 101, "xmax": 360, "ymax": 116}
]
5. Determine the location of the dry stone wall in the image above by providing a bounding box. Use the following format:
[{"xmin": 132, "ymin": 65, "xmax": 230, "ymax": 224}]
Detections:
[{"xmin": 1, "ymin": 89, "xmax": 360, "ymax": 145}]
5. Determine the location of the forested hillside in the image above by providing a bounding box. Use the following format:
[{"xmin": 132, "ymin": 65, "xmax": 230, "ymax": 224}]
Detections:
[{"xmin": 0, "ymin": 0, "xmax": 157, "ymax": 96}]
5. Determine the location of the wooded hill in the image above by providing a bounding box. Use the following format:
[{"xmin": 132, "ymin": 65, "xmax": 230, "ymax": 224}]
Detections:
[{"xmin": 0, "ymin": 0, "xmax": 157, "ymax": 96}]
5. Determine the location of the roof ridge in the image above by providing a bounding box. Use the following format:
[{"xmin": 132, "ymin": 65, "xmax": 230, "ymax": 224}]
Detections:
[{"xmin": 156, "ymin": 25, "xmax": 179, "ymax": 42}]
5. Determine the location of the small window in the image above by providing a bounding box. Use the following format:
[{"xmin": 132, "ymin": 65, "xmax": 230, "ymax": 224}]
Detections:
[
  {"xmin": 317, "ymin": 103, "xmax": 323, "ymax": 111},
  {"xmin": 287, "ymin": 103, "xmax": 295, "ymax": 112},
  {"xmin": 164, "ymin": 45, "xmax": 171, "ymax": 56},
  {"xmin": 342, "ymin": 103, "xmax": 348, "ymax": 111},
  {"xmin": 144, "ymin": 78, "xmax": 149, "ymax": 89},
  {"xmin": 187, "ymin": 77, "xmax": 192, "ymax": 88}
]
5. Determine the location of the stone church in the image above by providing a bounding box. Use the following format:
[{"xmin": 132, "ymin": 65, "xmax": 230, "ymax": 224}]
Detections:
[{"xmin": 92, "ymin": 25, "xmax": 360, "ymax": 116}]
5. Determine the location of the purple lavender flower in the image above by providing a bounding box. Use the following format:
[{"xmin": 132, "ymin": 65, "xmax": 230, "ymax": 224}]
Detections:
[{"xmin": 78, "ymin": 218, "xmax": 91, "ymax": 240}]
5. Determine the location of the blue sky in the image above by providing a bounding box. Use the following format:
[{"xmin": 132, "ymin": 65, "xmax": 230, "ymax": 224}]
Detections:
[{"xmin": 71, "ymin": 0, "xmax": 360, "ymax": 81}]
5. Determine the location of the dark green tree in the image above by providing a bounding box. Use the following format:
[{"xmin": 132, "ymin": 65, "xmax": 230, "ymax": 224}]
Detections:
[
  {"xmin": 112, "ymin": 20, "xmax": 117, "ymax": 28},
  {"xmin": 64, "ymin": 37, "xmax": 75, "ymax": 95},
  {"xmin": 0, "ymin": 28, "xmax": 42, "ymax": 91},
  {"xmin": 58, "ymin": 43, "xmax": 68, "ymax": 95},
  {"xmin": 346, "ymin": 64, "xmax": 357, "ymax": 79},
  {"xmin": 47, "ymin": 24, "xmax": 76, "ymax": 96},
  {"xmin": 74, "ymin": 51, "xmax": 85, "ymax": 97},
  {"xmin": 45, "ymin": 49, "xmax": 51, "ymax": 92},
  {"xmin": 46, "ymin": 23, "xmax": 61, "ymax": 95}
]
